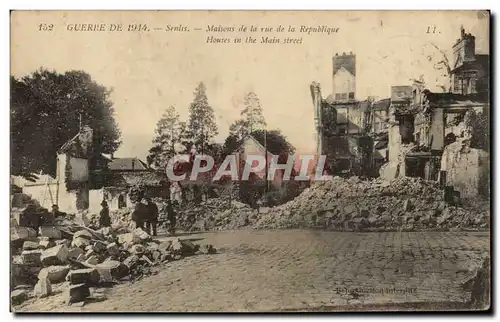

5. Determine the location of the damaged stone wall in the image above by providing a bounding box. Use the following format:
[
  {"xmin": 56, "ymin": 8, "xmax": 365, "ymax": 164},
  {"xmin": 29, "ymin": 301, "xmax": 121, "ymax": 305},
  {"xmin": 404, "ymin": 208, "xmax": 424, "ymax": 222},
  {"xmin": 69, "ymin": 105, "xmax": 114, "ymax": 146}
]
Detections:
[
  {"xmin": 441, "ymin": 138, "xmax": 490, "ymax": 198},
  {"xmin": 380, "ymin": 141, "xmax": 416, "ymax": 180}
]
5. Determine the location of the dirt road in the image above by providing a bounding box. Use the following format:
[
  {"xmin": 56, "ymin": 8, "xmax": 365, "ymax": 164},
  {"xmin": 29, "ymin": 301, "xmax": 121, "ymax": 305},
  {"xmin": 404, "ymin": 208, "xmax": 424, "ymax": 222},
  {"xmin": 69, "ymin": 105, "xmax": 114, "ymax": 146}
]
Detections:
[{"xmin": 15, "ymin": 230, "xmax": 490, "ymax": 312}]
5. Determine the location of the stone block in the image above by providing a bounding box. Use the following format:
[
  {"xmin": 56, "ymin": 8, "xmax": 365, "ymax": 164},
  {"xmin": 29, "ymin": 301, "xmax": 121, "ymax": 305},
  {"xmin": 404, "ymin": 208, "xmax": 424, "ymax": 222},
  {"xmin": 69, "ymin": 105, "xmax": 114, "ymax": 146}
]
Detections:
[
  {"xmin": 147, "ymin": 242, "xmax": 159, "ymax": 251},
  {"xmin": 151, "ymin": 250, "xmax": 161, "ymax": 262},
  {"xmin": 55, "ymin": 239, "xmax": 70, "ymax": 247},
  {"xmin": 95, "ymin": 260, "xmax": 129, "ymax": 282},
  {"xmin": 123, "ymin": 255, "xmax": 140, "ymax": 269},
  {"xmin": 41, "ymin": 244, "xmax": 69, "ymax": 266},
  {"xmin": 14, "ymin": 212, "xmax": 33, "ymax": 227},
  {"xmin": 106, "ymin": 243, "xmax": 119, "ymax": 256},
  {"xmin": 180, "ymin": 239, "xmax": 198, "ymax": 255},
  {"xmin": 38, "ymin": 265, "xmax": 71, "ymax": 284},
  {"xmin": 93, "ymin": 241, "xmax": 108, "ymax": 253},
  {"xmin": 11, "ymin": 289, "xmax": 28, "ymax": 305},
  {"xmin": 129, "ymin": 244, "xmax": 145, "ymax": 255},
  {"xmin": 72, "ymin": 237, "xmax": 91, "ymax": 249},
  {"xmin": 74, "ymin": 230, "xmax": 93, "ymax": 240},
  {"xmin": 117, "ymin": 232, "xmax": 141, "ymax": 245},
  {"xmin": 65, "ymin": 283, "xmax": 90, "ymax": 305},
  {"xmin": 141, "ymin": 255, "xmax": 154, "ymax": 266},
  {"xmin": 68, "ymin": 247, "xmax": 84, "ymax": 259},
  {"xmin": 21, "ymin": 249, "xmax": 42, "ymax": 264},
  {"xmin": 85, "ymin": 255, "xmax": 100, "ymax": 266},
  {"xmin": 22, "ymin": 241, "xmax": 39, "ymax": 251},
  {"xmin": 133, "ymin": 228, "xmax": 151, "ymax": 242},
  {"xmin": 11, "ymin": 226, "xmax": 37, "ymax": 241},
  {"xmin": 39, "ymin": 226, "xmax": 62, "ymax": 239},
  {"xmin": 66, "ymin": 268, "xmax": 100, "ymax": 285},
  {"xmin": 38, "ymin": 239, "xmax": 55, "ymax": 249},
  {"xmin": 158, "ymin": 241, "xmax": 172, "ymax": 253},
  {"xmin": 34, "ymin": 278, "xmax": 52, "ymax": 298}
]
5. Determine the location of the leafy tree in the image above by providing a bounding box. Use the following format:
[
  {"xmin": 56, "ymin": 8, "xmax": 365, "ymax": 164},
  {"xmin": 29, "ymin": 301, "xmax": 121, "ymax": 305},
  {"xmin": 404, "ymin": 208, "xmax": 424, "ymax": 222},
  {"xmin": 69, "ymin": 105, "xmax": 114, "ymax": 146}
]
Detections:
[
  {"xmin": 11, "ymin": 69, "xmax": 121, "ymax": 178},
  {"xmin": 147, "ymin": 106, "xmax": 189, "ymax": 169},
  {"xmin": 229, "ymin": 92, "xmax": 267, "ymax": 139},
  {"xmin": 187, "ymin": 82, "xmax": 218, "ymax": 154},
  {"xmin": 222, "ymin": 133, "xmax": 241, "ymax": 158}
]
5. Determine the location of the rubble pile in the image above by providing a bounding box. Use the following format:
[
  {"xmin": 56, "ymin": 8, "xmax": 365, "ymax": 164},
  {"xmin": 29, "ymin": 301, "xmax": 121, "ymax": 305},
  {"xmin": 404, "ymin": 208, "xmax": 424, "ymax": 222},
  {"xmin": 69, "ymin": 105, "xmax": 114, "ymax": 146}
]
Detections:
[
  {"xmin": 254, "ymin": 176, "xmax": 489, "ymax": 231},
  {"xmin": 177, "ymin": 197, "xmax": 259, "ymax": 232},
  {"xmin": 10, "ymin": 205, "xmax": 217, "ymax": 308},
  {"xmin": 108, "ymin": 208, "xmax": 134, "ymax": 232}
]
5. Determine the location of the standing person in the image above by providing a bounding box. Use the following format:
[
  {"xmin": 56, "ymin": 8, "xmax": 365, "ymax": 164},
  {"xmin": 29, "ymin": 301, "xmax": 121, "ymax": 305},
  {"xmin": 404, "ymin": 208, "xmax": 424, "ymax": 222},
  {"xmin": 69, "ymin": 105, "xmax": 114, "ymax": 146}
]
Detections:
[
  {"xmin": 144, "ymin": 197, "xmax": 159, "ymax": 236},
  {"xmin": 99, "ymin": 200, "xmax": 111, "ymax": 227},
  {"xmin": 166, "ymin": 199, "xmax": 177, "ymax": 235},
  {"xmin": 132, "ymin": 201, "xmax": 146, "ymax": 230}
]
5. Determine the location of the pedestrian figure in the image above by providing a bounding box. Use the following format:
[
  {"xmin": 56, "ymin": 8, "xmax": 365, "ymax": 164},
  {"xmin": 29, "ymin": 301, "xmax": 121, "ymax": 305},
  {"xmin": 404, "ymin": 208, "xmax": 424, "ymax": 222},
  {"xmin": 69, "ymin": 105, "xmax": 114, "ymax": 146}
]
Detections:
[
  {"xmin": 144, "ymin": 197, "xmax": 159, "ymax": 236},
  {"xmin": 99, "ymin": 200, "xmax": 111, "ymax": 227},
  {"xmin": 132, "ymin": 200, "xmax": 147, "ymax": 230}
]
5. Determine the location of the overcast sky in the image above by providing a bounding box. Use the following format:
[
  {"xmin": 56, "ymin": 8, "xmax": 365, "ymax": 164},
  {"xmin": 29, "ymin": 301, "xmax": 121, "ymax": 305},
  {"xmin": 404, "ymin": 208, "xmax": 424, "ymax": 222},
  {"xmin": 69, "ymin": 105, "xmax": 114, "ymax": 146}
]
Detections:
[{"xmin": 11, "ymin": 11, "xmax": 489, "ymax": 160}]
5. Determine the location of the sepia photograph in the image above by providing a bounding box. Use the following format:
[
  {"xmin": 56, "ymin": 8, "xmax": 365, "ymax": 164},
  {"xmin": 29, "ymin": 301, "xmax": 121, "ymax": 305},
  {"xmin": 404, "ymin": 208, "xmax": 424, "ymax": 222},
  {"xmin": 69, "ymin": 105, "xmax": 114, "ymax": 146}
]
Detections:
[{"xmin": 9, "ymin": 10, "xmax": 491, "ymax": 312}]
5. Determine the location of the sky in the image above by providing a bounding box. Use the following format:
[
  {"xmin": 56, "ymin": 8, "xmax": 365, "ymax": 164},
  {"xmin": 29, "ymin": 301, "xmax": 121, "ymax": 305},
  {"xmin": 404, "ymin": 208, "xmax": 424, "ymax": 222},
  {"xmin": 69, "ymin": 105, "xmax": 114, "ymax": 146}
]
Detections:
[{"xmin": 11, "ymin": 11, "xmax": 489, "ymax": 161}]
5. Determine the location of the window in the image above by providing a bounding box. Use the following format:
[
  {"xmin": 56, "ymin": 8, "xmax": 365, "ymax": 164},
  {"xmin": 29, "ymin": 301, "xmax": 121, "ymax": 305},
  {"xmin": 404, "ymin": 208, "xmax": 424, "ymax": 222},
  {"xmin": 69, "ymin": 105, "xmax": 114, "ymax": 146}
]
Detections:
[
  {"xmin": 339, "ymin": 127, "xmax": 347, "ymax": 135},
  {"xmin": 341, "ymin": 93, "xmax": 347, "ymax": 100},
  {"xmin": 348, "ymin": 92, "xmax": 355, "ymax": 99},
  {"xmin": 335, "ymin": 93, "xmax": 342, "ymax": 100}
]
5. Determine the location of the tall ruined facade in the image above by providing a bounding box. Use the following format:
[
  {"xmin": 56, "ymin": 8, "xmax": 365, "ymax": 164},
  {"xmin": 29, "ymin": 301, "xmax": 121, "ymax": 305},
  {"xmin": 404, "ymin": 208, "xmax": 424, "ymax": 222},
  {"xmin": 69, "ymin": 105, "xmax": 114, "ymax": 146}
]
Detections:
[
  {"xmin": 332, "ymin": 52, "xmax": 356, "ymax": 101},
  {"xmin": 310, "ymin": 52, "xmax": 374, "ymax": 177},
  {"xmin": 450, "ymin": 26, "xmax": 489, "ymax": 95}
]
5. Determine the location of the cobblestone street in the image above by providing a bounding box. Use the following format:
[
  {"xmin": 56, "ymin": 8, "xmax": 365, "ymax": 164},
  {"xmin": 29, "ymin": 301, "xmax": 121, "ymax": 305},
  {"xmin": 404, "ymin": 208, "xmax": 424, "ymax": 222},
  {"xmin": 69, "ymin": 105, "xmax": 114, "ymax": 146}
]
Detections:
[{"xmin": 16, "ymin": 230, "xmax": 490, "ymax": 312}]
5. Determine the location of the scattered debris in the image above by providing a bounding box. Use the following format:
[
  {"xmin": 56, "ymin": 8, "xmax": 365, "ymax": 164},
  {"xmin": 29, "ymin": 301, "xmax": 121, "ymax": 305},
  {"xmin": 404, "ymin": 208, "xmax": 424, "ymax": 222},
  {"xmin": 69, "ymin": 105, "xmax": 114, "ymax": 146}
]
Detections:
[
  {"xmin": 176, "ymin": 198, "xmax": 258, "ymax": 232},
  {"xmin": 10, "ymin": 197, "xmax": 218, "ymax": 308},
  {"xmin": 254, "ymin": 176, "xmax": 489, "ymax": 231}
]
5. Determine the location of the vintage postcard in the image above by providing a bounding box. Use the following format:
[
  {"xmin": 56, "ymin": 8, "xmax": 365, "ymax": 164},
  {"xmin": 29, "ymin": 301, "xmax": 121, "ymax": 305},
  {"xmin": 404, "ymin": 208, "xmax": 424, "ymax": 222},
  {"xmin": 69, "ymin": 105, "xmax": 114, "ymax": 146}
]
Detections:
[{"xmin": 10, "ymin": 10, "xmax": 490, "ymax": 312}]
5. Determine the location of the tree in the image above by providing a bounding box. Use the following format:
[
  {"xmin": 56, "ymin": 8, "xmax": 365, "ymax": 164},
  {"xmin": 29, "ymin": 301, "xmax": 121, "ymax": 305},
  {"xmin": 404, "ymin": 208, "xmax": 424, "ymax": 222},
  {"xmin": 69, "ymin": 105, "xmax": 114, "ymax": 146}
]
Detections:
[
  {"xmin": 430, "ymin": 43, "xmax": 453, "ymax": 93},
  {"xmin": 147, "ymin": 106, "xmax": 188, "ymax": 169},
  {"xmin": 222, "ymin": 133, "xmax": 241, "ymax": 158},
  {"xmin": 11, "ymin": 69, "xmax": 121, "ymax": 178},
  {"xmin": 187, "ymin": 82, "xmax": 218, "ymax": 154},
  {"xmin": 465, "ymin": 108, "xmax": 489, "ymax": 151},
  {"xmin": 229, "ymin": 92, "xmax": 267, "ymax": 139}
]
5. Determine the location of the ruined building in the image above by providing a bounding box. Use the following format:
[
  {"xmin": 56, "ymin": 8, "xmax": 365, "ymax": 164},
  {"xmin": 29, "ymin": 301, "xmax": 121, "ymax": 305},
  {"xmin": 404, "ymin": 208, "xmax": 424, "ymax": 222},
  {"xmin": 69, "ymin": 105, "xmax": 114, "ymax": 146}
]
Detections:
[
  {"xmin": 310, "ymin": 52, "xmax": 374, "ymax": 177},
  {"xmin": 381, "ymin": 26, "xmax": 490, "ymax": 198},
  {"xmin": 450, "ymin": 26, "xmax": 489, "ymax": 95}
]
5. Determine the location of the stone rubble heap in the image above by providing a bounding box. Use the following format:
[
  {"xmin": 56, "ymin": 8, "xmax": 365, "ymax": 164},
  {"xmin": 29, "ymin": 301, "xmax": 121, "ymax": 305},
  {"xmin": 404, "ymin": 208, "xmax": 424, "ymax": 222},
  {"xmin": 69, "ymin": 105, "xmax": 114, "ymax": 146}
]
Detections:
[
  {"xmin": 254, "ymin": 176, "xmax": 489, "ymax": 231},
  {"xmin": 177, "ymin": 197, "xmax": 259, "ymax": 232},
  {"xmin": 10, "ymin": 205, "xmax": 217, "ymax": 308}
]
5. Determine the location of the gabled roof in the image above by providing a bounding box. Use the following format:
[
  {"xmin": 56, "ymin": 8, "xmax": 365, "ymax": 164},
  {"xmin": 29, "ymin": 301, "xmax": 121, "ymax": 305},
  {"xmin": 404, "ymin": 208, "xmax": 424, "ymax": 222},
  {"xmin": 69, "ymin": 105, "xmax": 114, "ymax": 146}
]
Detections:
[
  {"xmin": 108, "ymin": 157, "xmax": 149, "ymax": 171},
  {"xmin": 235, "ymin": 134, "xmax": 274, "ymax": 156},
  {"xmin": 333, "ymin": 54, "xmax": 356, "ymax": 76}
]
